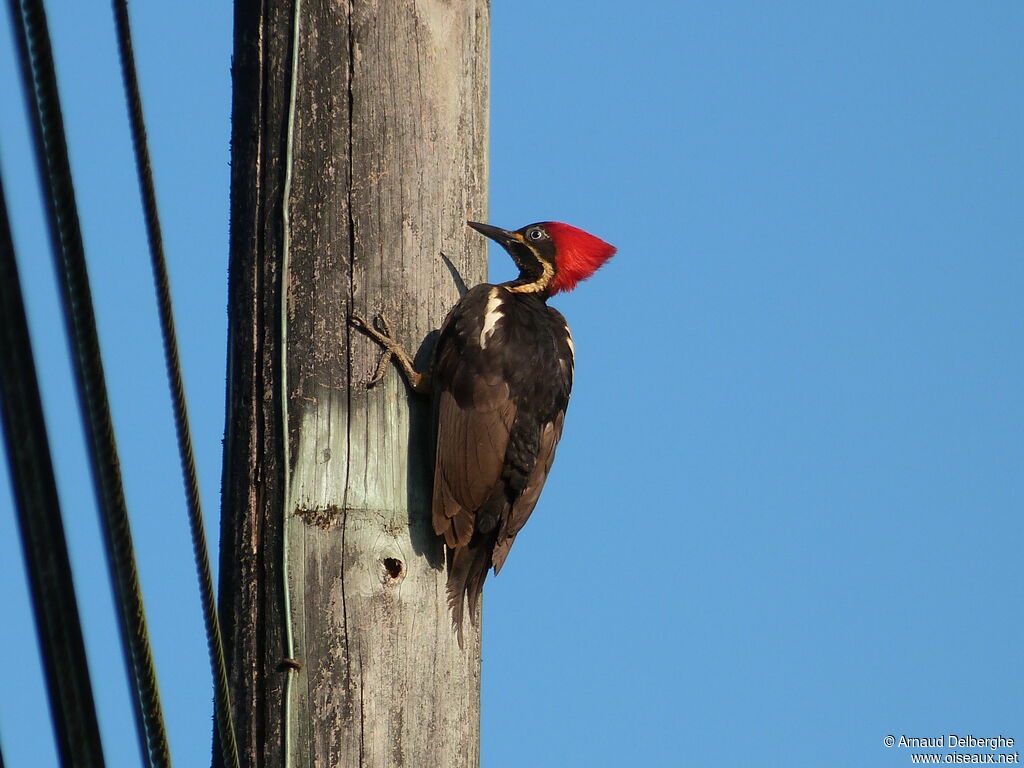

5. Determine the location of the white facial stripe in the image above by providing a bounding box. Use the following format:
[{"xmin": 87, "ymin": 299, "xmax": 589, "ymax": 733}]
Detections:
[{"xmin": 479, "ymin": 288, "xmax": 503, "ymax": 348}]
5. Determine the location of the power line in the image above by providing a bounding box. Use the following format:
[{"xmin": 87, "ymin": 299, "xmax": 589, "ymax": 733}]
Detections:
[
  {"xmin": 108, "ymin": 3, "xmax": 239, "ymax": 767},
  {"xmin": 0, "ymin": 159, "xmax": 106, "ymax": 768},
  {"xmin": 8, "ymin": 0, "xmax": 171, "ymax": 764}
]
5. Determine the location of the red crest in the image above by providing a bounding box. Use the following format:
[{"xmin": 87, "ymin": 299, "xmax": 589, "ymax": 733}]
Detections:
[{"xmin": 544, "ymin": 222, "xmax": 617, "ymax": 295}]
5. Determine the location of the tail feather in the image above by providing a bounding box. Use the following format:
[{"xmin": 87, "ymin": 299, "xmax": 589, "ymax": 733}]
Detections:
[{"xmin": 446, "ymin": 536, "xmax": 494, "ymax": 649}]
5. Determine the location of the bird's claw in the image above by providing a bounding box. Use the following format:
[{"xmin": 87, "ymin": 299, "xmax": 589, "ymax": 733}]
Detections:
[
  {"xmin": 348, "ymin": 312, "xmax": 395, "ymax": 388},
  {"xmin": 348, "ymin": 311, "xmax": 392, "ymax": 335},
  {"xmin": 373, "ymin": 313, "xmax": 394, "ymax": 337},
  {"xmin": 367, "ymin": 351, "xmax": 391, "ymax": 388}
]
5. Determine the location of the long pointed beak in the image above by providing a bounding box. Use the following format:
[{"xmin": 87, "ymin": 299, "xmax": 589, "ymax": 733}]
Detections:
[{"xmin": 467, "ymin": 220, "xmax": 519, "ymax": 249}]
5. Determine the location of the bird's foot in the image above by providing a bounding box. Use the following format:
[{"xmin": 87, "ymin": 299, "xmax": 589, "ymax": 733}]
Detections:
[
  {"xmin": 348, "ymin": 313, "xmax": 397, "ymax": 388},
  {"xmin": 348, "ymin": 313, "xmax": 430, "ymax": 393}
]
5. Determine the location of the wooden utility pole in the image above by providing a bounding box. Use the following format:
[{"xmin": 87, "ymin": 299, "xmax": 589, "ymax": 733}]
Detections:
[{"xmin": 218, "ymin": 1, "xmax": 489, "ymax": 766}]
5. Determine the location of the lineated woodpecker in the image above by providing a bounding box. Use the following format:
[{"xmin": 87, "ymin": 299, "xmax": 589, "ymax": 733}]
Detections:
[{"xmin": 350, "ymin": 220, "xmax": 616, "ymax": 645}]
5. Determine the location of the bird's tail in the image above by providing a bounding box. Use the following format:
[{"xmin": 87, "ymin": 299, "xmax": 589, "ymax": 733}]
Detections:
[{"xmin": 446, "ymin": 536, "xmax": 494, "ymax": 649}]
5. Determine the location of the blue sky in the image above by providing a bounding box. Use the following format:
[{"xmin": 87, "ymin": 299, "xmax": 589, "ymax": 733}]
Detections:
[{"xmin": 1, "ymin": 2, "xmax": 1021, "ymax": 766}]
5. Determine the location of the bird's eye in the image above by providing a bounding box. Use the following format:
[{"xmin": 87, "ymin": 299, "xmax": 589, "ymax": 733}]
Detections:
[{"xmin": 528, "ymin": 228, "xmax": 545, "ymax": 241}]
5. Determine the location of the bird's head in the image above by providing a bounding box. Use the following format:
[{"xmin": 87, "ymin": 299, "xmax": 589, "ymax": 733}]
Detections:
[{"xmin": 467, "ymin": 220, "xmax": 616, "ymax": 297}]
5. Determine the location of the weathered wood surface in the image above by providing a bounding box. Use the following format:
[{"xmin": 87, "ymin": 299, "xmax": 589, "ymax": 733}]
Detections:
[{"xmin": 219, "ymin": 0, "xmax": 489, "ymax": 766}]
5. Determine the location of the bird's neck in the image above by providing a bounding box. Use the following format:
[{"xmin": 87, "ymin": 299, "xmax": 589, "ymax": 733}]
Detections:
[
  {"xmin": 503, "ymin": 258, "xmax": 554, "ymax": 297},
  {"xmin": 502, "ymin": 275, "xmax": 551, "ymax": 298}
]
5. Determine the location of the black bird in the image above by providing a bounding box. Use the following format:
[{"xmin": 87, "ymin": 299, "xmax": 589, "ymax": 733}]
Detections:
[{"xmin": 350, "ymin": 220, "xmax": 616, "ymax": 645}]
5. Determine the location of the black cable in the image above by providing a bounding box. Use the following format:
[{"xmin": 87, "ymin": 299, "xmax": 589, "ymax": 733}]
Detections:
[
  {"xmin": 0, "ymin": 165, "xmax": 106, "ymax": 767},
  {"xmin": 108, "ymin": 5, "xmax": 240, "ymax": 767},
  {"xmin": 7, "ymin": 0, "xmax": 171, "ymax": 765}
]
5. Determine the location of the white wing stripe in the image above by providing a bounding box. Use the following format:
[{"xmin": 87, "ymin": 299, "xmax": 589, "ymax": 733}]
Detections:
[{"xmin": 479, "ymin": 288, "xmax": 503, "ymax": 349}]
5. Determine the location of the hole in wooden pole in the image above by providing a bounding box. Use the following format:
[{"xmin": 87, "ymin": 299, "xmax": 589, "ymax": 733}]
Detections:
[{"xmin": 382, "ymin": 557, "xmax": 404, "ymax": 581}]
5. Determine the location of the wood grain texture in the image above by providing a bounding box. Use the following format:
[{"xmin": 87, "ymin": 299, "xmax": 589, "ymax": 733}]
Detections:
[{"xmin": 220, "ymin": 0, "xmax": 489, "ymax": 766}]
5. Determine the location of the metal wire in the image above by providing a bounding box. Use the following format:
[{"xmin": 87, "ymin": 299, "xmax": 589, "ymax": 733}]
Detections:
[
  {"xmin": 107, "ymin": 3, "xmax": 240, "ymax": 767},
  {"xmin": 0, "ymin": 163, "xmax": 106, "ymax": 768},
  {"xmin": 279, "ymin": 0, "xmax": 304, "ymax": 762},
  {"xmin": 8, "ymin": 0, "xmax": 171, "ymax": 764}
]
